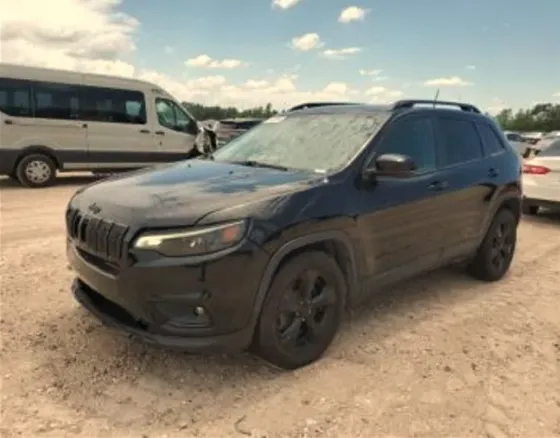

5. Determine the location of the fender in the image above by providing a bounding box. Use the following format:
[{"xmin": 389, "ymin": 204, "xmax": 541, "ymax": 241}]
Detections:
[
  {"xmin": 15, "ymin": 145, "xmax": 62, "ymax": 168},
  {"xmin": 480, "ymin": 183, "xmax": 522, "ymax": 240},
  {"xmin": 250, "ymin": 230, "xmax": 360, "ymax": 324}
]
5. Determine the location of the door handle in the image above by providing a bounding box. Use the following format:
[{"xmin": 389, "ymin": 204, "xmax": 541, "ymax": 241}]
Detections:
[
  {"xmin": 488, "ymin": 168, "xmax": 499, "ymax": 178},
  {"xmin": 139, "ymin": 129, "xmax": 150, "ymax": 134},
  {"xmin": 155, "ymin": 131, "xmax": 165, "ymax": 136},
  {"xmin": 427, "ymin": 180, "xmax": 448, "ymax": 191},
  {"xmin": 4, "ymin": 119, "xmax": 13, "ymax": 125}
]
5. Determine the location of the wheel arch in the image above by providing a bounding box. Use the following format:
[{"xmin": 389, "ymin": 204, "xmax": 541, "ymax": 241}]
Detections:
[
  {"xmin": 14, "ymin": 146, "xmax": 62, "ymax": 171},
  {"xmin": 252, "ymin": 231, "xmax": 360, "ymax": 323}
]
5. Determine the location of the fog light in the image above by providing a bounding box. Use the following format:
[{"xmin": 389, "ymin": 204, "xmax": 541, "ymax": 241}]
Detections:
[{"xmin": 194, "ymin": 306, "xmax": 205, "ymax": 316}]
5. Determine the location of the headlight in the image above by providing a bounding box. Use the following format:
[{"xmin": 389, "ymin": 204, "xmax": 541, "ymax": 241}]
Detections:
[{"xmin": 133, "ymin": 220, "xmax": 247, "ymax": 257}]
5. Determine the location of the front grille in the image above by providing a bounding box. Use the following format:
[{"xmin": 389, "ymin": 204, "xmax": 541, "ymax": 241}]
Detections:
[{"xmin": 66, "ymin": 207, "xmax": 129, "ymax": 261}]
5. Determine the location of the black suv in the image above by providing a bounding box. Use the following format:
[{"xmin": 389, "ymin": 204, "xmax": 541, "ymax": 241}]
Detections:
[{"xmin": 66, "ymin": 99, "xmax": 522, "ymax": 370}]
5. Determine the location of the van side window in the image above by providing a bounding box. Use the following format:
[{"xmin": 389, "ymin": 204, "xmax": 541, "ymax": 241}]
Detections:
[
  {"xmin": 81, "ymin": 86, "xmax": 146, "ymax": 124},
  {"xmin": 0, "ymin": 78, "xmax": 32, "ymax": 117},
  {"xmin": 438, "ymin": 118, "xmax": 484, "ymax": 166},
  {"xmin": 156, "ymin": 98, "xmax": 194, "ymax": 133},
  {"xmin": 33, "ymin": 82, "xmax": 81, "ymax": 120},
  {"xmin": 476, "ymin": 123, "xmax": 506, "ymax": 155}
]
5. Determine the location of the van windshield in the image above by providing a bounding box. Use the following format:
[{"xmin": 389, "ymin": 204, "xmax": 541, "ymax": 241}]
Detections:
[{"xmin": 212, "ymin": 113, "xmax": 388, "ymax": 172}]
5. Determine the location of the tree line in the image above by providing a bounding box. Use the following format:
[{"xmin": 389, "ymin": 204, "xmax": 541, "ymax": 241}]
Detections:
[
  {"xmin": 183, "ymin": 100, "xmax": 560, "ymax": 133},
  {"xmin": 494, "ymin": 103, "xmax": 560, "ymax": 132},
  {"xmin": 182, "ymin": 102, "xmax": 278, "ymax": 121}
]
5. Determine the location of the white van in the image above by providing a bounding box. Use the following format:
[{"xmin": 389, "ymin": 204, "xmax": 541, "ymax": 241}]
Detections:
[{"xmin": 0, "ymin": 63, "xmax": 200, "ymax": 187}]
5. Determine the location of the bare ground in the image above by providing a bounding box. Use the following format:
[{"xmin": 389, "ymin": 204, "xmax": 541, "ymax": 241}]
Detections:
[{"xmin": 1, "ymin": 175, "xmax": 559, "ymax": 438}]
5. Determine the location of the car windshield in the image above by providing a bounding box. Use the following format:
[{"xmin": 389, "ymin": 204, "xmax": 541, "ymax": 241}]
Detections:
[{"xmin": 211, "ymin": 112, "xmax": 388, "ymax": 172}]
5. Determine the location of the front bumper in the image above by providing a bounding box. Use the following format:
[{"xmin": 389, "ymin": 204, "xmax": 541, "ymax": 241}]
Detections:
[{"xmin": 67, "ymin": 237, "xmax": 269, "ymax": 352}]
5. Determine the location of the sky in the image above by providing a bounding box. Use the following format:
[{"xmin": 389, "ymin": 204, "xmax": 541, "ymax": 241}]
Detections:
[{"xmin": 0, "ymin": 0, "xmax": 559, "ymax": 112}]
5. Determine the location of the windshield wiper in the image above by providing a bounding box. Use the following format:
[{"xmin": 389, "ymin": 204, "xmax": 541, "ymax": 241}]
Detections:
[{"xmin": 227, "ymin": 160, "xmax": 289, "ymax": 171}]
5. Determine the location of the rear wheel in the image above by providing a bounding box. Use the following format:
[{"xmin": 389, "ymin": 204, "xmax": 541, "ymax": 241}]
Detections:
[
  {"xmin": 467, "ymin": 209, "xmax": 517, "ymax": 282},
  {"xmin": 16, "ymin": 153, "xmax": 57, "ymax": 188},
  {"xmin": 522, "ymin": 203, "xmax": 539, "ymax": 215},
  {"xmin": 253, "ymin": 251, "xmax": 345, "ymax": 370}
]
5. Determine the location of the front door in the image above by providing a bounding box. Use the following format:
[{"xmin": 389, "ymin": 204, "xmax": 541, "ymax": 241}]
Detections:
[
  {"xmin": 356, "ymin": 114, "xmax": 448, "ymax": 290},
  {"xmin": 153, "ymin": 97, "xmax": 197, "ymax": 162}
]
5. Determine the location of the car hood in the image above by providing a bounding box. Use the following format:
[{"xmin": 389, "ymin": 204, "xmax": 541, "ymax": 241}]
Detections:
[{"xmin": 71, "ymin": 159, "xmax": 324, "ymax": 227}]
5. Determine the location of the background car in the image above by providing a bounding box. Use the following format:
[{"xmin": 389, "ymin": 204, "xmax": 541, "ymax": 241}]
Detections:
[
  {"xmin": 522, "ymin": 139, "xmax": 560, "ymax": 215},
  {"xmin": 214, "ymin": 118, "xmax": 262, "ymax": 146},
  {"xmin": 504, "ymin": 131, "xmax": 532, "ymax": 156}
]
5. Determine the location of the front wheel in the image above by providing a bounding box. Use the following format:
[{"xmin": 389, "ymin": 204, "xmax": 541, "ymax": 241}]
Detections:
[
  {"xmin": 253, "ymin": 251, "xmax": 346, "ymax": 370},
  {"xmin": 467, "ymin": 209, "xmax": 517, "ymax": 282}
]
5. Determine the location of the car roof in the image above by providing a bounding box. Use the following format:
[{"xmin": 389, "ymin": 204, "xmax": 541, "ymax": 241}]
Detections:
[{"xmin": 284, "ymin": 99, "xmax": 485, "ymax": 120}]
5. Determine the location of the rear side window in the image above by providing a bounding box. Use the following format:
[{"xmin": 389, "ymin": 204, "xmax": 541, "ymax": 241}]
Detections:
[
  {"xmin": 81, "ymin": 86, "xmax": 146, "ymax": 124},
  {"xmin": 33, "ymin": 82, "xmax": 81, "ymax": 120},
  {"xmin": 477, "ymin": 123, "xmax": 506, "ymax": 155},
  {"xmin": 438, "ymin": 118, "xmax": 483, "ymax": 166},
  {"xmin": 538, "ymin": 140, "xmax": 560, "ymax": 157},
  {"xmin": 0, "ymin": 78, "xmax": 32, "ymax": 117}
]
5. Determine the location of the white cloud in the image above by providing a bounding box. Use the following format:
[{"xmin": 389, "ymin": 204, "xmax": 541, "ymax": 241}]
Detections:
[
  {"xmin": 272, "ymin": 0, "xmax": 302, "ymax": 9},
  {"xmin": 0, "ymin": 0, "xmax": 138, "ymax": 76},
  {"xmin": 291, "ymin": 33, "xmax": 322, "ymax": 51},
  {"xmin": 553, "ymin": 91, "xmax": 560, "ymax": 98},
  {"xmin": 0, "ymin": 0, "xmax": 366, "ymax": 110},
  {"xmin": 185, "ymin": 54, "xmax": 245, "ymax": 69},
  {"xmin": 339, "ymin": 6, "xmax": 369, "ymax": 23},
  {"xmin": 466, "ymin": 64, "xmax": 476, "ymax": 70},
  {"xmin": 359, "ymin": 68, "xmax": 382, "ymax": 76},
  {"xmin": 485, "ymin": 98, "xmax": 508, "ymax": 115},
  {"xmin": 424, "ymin": 76, "xmax": 472, "ymax": 87},
  {"xmin": 322, "ymin": 47, "xmax": 362, "ymax": 59},
  {"xmin": 365, "ymin": 86, "xmax": 404, "ymax": 103}
]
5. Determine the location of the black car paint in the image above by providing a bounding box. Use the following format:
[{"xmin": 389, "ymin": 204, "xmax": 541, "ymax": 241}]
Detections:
[{"xmin": 67, "ymin": 104, "xmax": 522, "ymax": 352}]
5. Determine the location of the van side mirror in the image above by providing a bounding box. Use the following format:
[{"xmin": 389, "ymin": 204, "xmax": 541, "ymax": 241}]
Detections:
[{"xmin": 363, "ymin": 153, "xmax": 417, "ymax": 180}]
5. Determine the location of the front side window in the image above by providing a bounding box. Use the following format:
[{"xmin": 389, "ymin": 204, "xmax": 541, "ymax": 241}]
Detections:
[
  {"xmin": 374, "ymin": 116, "xmax": 437, "ymax": 173},
  {"xmin": 156, "ymin": 98, "xmax": 194, "ymax": 132},
  {"xmin": 438, "ymin": 118, "xmax": 484, "ymax": 166},
  {"xmin": 212, "ymin": 113, "xmax": 388, "ymax": 172},
  {"xmin": 0, "ymin": 78, "xmax": 32, "ymax": 117}
]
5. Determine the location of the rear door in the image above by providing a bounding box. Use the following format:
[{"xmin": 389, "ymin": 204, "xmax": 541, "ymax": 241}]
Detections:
[{"xmin": 434, "ymin": 115, "xmax": 494, "ymax": 260}]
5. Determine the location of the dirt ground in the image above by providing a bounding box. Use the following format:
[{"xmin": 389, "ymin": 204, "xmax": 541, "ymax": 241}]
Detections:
[{"xmin": 1, "ymin": 174, "xmax": 559, "ymax": 438}]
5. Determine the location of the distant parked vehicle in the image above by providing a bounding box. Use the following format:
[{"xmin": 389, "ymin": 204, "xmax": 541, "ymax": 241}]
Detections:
[
  {"xmin": 522, "ymin": 139, "xmax": 560, "ymax": 215},
  {"xmin": 0, "ymin": 63, "xmax": 204, "ymax": 187},
  {"xmin": 287, "ymin": 101, "xmax": 362, "ymax": 112},
  {"xmin": 214, "ymin": 118, "xmax": 262, "ymax": 147},
  {"xmin": 521, "ymin": 132, "xmax": 545, "ymax": 145},
  {"xmin": 504, "ymin": 131, "xmax": 531, "ymax": 156}
]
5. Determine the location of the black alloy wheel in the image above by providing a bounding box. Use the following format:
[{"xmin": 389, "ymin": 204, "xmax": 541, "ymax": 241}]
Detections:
[
  {"xmin": 468, "ymin": 209, "xmax": 517, "ymax": 281},
  {"xmin": 254, "ymin": 251, "xmax": 345, "ymax": 370}
]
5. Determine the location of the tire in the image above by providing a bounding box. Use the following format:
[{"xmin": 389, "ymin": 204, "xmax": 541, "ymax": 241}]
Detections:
[
  {"xmin": 522, "ymin": 203, "xmax": 539, "ymax": 215},
  {"xmin": 15, "ymin": 153, "xmax": 57, "ymax": 188},
  {"xmin": 253, "ymin": 251, "xmax": 346, "ymax": 370},
  {"xmin": 467, "ymin": 209, "xmax": 517, "ymax": 282}
]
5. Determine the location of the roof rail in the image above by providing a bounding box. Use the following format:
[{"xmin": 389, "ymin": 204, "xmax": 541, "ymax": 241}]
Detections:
[
  {"xmin": 287, "ymin": 101, "xmax": 360, "ymax": 112},
  {"xmin": 392, "ymin": 99, "xmax": 481, "ymax": 114}
]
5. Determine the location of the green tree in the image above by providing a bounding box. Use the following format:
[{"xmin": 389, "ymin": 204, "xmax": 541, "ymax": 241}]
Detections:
[
  {"xmin": 495, "ymin": 103, "xmax": 560, "ymax": 132},
  {"xmin": 182, "ymin": 101, "xmax": 278, "ymax": 121}
]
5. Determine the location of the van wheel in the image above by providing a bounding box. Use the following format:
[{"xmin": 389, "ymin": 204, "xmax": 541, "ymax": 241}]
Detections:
[
  {"xmin": 467, "ymin": 209, "xmax": 517, "ymax": 282},
  {"xmin": 16, "ymin": 153, "xmax": 57, "ymax": 188},
  {"xmin": 253, "ymin": 251, "xmax": 345, "ymax": 370}
]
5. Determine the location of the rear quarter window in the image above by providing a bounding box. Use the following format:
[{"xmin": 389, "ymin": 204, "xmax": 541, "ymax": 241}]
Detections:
[{"xmin": 477, "ymin": 123, "xmax": 506, "ymax": 155}]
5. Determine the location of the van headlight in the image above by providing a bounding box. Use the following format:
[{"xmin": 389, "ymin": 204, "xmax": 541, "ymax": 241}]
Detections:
[{"xmin": 133, "ymin": 220, "xmax": 248, "ymax": 257}]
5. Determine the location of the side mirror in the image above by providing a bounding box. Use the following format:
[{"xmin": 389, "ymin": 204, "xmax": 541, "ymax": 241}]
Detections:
[{"xmin": 363, "ymin": 153, "xmax": 417, "ymax": 180}]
